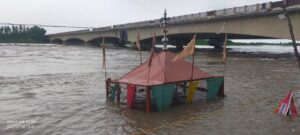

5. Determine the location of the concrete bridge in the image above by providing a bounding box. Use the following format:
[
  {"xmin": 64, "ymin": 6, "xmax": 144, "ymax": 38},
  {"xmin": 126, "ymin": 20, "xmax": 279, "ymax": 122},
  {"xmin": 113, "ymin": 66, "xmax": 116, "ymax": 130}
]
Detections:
[{"xmin": 47, "ymin": 0, "xmax": 300, "ymax": 49}]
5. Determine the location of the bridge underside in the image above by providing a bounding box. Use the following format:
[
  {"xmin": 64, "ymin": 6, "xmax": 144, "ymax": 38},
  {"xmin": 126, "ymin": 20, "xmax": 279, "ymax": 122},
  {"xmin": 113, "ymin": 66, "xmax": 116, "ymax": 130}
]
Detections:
[
  {"xmin": 139, "ymin": 33, "xmax": 276, "ymax": 50},
  {"xmin": 87, "ymin": 37, "xmax": 119, "ymax": 46},
  {"xmin": 168, "ymin": 33, "xmax": 274, "ymax": 40},
  {"xmin": 65, "ymin": 38, "xmax": 85, "ymax": 45},
  {"xmin": 49, "ymin": 32, "xmax": 284, "ymax": 50},
  {"xmin": 47, "ymin": 11, "xmax": 300, "ymax": 49},
  {"xmin": 52, "ymin": 39, "xmax": 63, "ymax": 44}
]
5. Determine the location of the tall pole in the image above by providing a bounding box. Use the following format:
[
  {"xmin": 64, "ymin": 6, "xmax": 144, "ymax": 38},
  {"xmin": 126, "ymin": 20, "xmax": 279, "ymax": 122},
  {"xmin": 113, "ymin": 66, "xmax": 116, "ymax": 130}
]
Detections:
[
  {"xmin": 191, "ymin": 47, "xmax": 195, "ymax": 80},
  {"xmin": 102, "ymin": 37, "xmax": 107, "ymax": 78},
  {"xmin": 161, "ymin": 9, "xmax": 168, "ymax": 50},
  {"xmin": 137, "ymin": 28, "xmax": 142, "ymax": 65},
  {"xmin": 190, "ymin": 34, "xmax": 196, "ymax": 80},
  {"xmin": 223, "ymin": 34, "xmax": 228, "ymax": 65},
  {"xmin": 146, "ymin": 86, "xmax": 151, "ymax": 113},
  {"xmin": 139, "ymin": 49, "xmax": 142, "ymax": 65},
  {"xmin": 102, "ymin": 46, "xmax": 107, "ymax": 80},
  {"xmin": 283, "ymin": 0, "xmax": 300, "ymax": 68},
  {"xmin": 222, "ymin": 34, "xmax": 228, "ymax": 77}
]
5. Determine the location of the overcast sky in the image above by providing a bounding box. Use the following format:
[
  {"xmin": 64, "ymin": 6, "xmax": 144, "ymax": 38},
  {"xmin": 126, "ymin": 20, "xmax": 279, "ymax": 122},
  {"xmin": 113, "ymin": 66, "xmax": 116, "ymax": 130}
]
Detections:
[{"xmin": 1, "ymin": 0, "xmax": 294, "ymax": 42}]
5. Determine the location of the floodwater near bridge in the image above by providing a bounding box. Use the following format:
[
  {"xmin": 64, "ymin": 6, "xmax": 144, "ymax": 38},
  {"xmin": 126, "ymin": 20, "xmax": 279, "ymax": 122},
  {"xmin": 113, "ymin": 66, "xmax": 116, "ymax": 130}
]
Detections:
[{"xmin": 0, "ymin": 44, "xmax": 299, "ymax": 135}]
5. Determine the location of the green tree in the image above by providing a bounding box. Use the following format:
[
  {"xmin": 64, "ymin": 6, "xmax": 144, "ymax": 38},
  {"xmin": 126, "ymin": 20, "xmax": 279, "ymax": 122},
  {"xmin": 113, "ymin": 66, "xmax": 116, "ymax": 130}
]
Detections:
[{"xmin": 0, "ymin": 25, "xmax": 47, "ymax": 43}]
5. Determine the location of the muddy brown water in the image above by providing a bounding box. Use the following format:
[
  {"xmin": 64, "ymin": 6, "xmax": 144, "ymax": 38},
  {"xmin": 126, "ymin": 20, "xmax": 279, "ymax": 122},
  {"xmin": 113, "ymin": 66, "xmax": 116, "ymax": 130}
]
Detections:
[{"xmin": 0, "ymin": 44, "xmax": 299, "ymax": 135}]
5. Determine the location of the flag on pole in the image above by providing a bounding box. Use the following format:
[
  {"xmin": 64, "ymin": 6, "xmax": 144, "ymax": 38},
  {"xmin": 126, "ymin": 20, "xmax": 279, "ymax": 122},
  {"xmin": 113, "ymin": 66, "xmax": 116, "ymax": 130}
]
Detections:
[
  {"xmin": 152, "ymin": 32, "xmax": 156, "ymax": 49},
  {"xmin": 102, "ymin": 37, "xmax": 105, "ymax": 45},
  {"xmin": 223, "ymin": 34, "xmax": 228, "ymax": 64},
  {"xmin": 148, "ymin": 32, "xmax": 156, "ymax": 67},
  {"xmin": 172, "ymin": 34, "xmax": 196, "ymax": 62},
  {"xmin": 136, "ymin": 28, "xmax": 142, "ymax": 64},
  {"xmin": 136, "ymin": 30, "xmax": 141, "ymax": 50},
  {"xmin": 274, "ymin": 90, "xmax": 298, "ymax": 116}
]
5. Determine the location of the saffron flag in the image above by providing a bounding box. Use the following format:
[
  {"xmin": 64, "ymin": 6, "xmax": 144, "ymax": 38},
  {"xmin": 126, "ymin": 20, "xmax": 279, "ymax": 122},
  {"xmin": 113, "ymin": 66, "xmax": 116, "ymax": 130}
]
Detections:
[
  {"xmin": 152, "ymin": 32, "xmax": 156, "ymax": 48},
  {"xmin": 148, "ymin": 32, "xmax": 156, "ymax": 67},
  {"xmin": 172, "ymin": 34, "xmax": 196, "ymax": 62},
  {"xmin": 223, "ymin": 34, "xmax": 228, "ymax": 64},
  {"xmin": 136, "ymin": 30, "xmax": 141, "ymax": 50},
  {"xmin": 275, "ymin": 90, "xmax": 298, "ymax": 116}
]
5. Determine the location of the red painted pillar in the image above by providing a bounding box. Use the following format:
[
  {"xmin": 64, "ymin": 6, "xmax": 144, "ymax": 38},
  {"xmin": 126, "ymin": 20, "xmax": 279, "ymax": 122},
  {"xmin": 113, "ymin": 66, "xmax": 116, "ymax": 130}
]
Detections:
[{"xmin": 146, "ymin": 87, "xmax": 151, "ymax": 113}]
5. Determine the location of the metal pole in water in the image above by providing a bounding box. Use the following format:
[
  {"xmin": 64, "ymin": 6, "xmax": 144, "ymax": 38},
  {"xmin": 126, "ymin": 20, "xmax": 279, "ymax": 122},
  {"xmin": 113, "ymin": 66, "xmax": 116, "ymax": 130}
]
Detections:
[
  {"xmin": 283, "ymin": 0, "xmax": 300, "ymax": 68},
  {"xmin": 146, "ymin": 86, "xmax": 151, "ymax": 113}
]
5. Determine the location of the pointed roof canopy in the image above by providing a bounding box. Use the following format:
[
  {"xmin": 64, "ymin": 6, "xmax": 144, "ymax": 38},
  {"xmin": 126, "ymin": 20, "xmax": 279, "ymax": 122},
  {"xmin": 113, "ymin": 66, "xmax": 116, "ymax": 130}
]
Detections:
[{"xmin": 117, "ymin": 51, "xmax": 214, "ymax": 86}]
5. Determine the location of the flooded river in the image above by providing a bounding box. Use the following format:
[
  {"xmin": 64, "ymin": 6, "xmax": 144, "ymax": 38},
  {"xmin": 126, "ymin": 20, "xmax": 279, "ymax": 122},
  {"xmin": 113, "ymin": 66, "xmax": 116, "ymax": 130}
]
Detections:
[{"xmin": 0, "ymin": 44, "xmax": 299, "ymax": 135}]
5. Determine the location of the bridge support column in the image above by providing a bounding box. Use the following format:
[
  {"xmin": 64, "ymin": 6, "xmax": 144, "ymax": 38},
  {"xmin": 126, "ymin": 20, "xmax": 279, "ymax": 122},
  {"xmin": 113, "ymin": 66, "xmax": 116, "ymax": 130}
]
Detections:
[
  {"xmin": 208, "ymin": 38, "xmax": 224, "ymax": 50},
  {"xmin": 169, "ymin": 38, "xmax": 190, "ymax": 51},
  {"xmin": 176, "ymin": 44, "xmax": 184, "ymax": 51}
]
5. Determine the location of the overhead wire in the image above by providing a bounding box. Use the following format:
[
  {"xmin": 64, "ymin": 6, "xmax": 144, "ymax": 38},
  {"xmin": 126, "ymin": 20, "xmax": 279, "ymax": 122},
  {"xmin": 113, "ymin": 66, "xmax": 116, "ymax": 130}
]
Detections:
[
  {"xmin": 127, "ymin": 0, "xmax": 162, "ymax": 16},
  {"xmin": 1, "ymin": 0, "xmax": 163, "ymax": 29}
]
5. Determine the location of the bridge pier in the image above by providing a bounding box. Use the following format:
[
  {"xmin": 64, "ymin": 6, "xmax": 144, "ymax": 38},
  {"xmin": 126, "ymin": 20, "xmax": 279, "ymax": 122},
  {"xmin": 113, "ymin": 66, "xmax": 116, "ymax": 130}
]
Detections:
[
  {"xmin": 208, "ymin": 38, "xmax": 224, "ymax": 50},
  {"xmin": 175, "ymin": 44, "xmax": 183, "ymax": 50},
  {"xmin": 169, "ymin": 37, "xmax": 190, "ymax": 51}
]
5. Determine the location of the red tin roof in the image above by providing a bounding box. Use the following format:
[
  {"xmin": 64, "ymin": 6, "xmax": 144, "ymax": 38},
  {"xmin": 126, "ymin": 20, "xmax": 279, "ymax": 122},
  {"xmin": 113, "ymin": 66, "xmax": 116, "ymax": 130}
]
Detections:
[{"xmin": 117, "ymin": 51, "xmax": 214, "ymax": 86}]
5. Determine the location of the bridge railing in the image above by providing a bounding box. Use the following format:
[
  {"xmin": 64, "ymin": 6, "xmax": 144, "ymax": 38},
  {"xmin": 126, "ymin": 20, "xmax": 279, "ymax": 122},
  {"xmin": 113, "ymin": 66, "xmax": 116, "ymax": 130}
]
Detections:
[
  {"xmin": 110, "ymin": 0, "xmax": 299, "ymax": 30},
  {"xmin": 48, "ymin": 0, "xmax": 300, "ymax": 36}
]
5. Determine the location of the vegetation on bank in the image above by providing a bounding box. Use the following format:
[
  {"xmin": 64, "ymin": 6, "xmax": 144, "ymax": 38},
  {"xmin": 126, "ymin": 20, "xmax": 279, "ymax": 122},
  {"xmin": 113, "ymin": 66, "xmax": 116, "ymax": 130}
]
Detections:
[{"xmin": 0, "ymin": 25, "xmax": 46, "ymax": 43}]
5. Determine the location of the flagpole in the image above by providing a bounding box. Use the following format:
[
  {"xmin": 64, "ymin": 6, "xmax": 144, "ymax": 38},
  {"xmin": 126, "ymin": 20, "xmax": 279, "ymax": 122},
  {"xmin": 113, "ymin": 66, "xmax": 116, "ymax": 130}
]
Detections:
[
  {"xmin": 191, "ymin": 47, "xmax": 195, "ymax": 80},
  {"xmin": 139, "ymin": 48, "xmax": 142, "ymax": 65},
  {"xmin": 191, "ymin": 34, "xmax": 196, "ymax": 80},
  {"xmin": 102, "ymin": 46, "xmax": 107, "ymax": 80},
  {"xmin": 136, "ymin": 28, "xmax": 142, "ymax": 65},
  {"xmin": 146, "ymin": 32, "xmax": 157, "ymax": 85},
  {"xmin": 223, "ymin": 33, "xmax": 228, "ymax": 76},
  {"xmin": 283, "ymin": 1, "xmax": 300, "ymax": 68},
  {"xmin": 161, "ymin": 9, "xmax": 168, "ymax": 51}
]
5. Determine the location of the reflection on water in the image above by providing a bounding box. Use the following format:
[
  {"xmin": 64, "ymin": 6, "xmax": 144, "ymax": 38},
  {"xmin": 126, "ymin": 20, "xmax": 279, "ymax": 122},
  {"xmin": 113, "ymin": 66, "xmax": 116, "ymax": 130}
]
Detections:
[{"xmin": 0, "ymin": 44, "xmax": 299, "ymax": 135}]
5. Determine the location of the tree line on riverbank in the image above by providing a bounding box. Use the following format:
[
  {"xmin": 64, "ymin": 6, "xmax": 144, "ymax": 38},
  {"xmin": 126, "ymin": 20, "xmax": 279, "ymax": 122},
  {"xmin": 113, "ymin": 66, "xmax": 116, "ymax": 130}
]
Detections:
[{"xmin": 0, "ymin": 25, "xmax": 46, "ymax": 43}]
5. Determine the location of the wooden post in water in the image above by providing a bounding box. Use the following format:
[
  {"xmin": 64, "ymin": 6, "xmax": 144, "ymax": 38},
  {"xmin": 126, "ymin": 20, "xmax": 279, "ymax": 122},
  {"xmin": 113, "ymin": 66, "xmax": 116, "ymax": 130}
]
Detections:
[
  {"xmin": 283, "ymin": 1, "xmax": 300, "ymax": 68},
  {"xmin": 146, "ymin": 87, "xmax": 151, "ymax": 113},
  {"xmin": 105, "ymin": 78, "xmax": 110, "ymax": 100}
]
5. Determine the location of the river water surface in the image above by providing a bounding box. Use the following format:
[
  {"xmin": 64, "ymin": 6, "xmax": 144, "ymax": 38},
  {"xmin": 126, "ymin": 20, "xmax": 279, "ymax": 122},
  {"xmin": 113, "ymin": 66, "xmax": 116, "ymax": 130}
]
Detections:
[{"xmin": 0, "ymin": 44, "xmax": 299, "ymax": 135}]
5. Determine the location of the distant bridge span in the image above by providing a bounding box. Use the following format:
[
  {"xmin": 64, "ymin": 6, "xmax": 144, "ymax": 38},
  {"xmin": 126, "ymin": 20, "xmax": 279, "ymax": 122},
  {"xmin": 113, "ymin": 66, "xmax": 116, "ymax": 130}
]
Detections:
[{"xmin": 47, "ymin": 0, "xmax": 300, "ymax": 47}]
